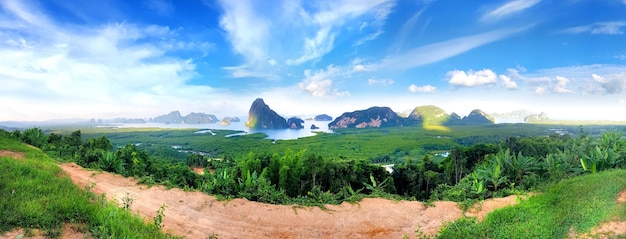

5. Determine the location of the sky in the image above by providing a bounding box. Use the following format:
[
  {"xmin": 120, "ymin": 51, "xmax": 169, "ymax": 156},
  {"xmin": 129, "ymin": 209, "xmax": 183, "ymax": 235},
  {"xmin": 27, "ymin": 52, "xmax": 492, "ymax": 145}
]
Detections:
[{"xmin": 1, "ymin": 0, "xmax": 626, "ymax": 122}]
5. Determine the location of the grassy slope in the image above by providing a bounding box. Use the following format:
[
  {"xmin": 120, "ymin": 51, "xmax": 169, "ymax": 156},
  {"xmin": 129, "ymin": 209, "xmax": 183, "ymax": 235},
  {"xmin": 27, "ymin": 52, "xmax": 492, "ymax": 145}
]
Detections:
[
  {"xmin": 438, "ymin": 170, "xmax": 626, "ymax": 239},
  {"xmin": 0, "ymin": 135, "xmax": 178, "ymax": 238}
]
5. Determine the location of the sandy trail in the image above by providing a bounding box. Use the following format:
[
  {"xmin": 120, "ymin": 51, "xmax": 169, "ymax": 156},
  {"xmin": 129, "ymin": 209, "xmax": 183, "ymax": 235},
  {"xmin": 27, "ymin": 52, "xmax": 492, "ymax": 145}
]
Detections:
[{"xmin": 58, "ymin": 162, "xmax": 521, "ymax": 239}]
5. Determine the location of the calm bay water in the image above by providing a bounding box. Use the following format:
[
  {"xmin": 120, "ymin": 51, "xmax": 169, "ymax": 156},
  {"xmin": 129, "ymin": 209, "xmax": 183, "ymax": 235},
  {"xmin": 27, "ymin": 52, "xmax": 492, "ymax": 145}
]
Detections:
[{"xmin": 113, "ymin": 120, "xmax": 333, "ymax": 140}]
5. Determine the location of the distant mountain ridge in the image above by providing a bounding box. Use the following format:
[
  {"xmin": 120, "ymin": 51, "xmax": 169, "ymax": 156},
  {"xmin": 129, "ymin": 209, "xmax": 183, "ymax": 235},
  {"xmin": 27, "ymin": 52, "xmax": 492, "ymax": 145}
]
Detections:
[
  {"xmin": 328, "ymin": 106, "xmax": 410, "ymax": 129},
  {"xmin": 151, "ymin": 111, "xmax": 218, "ymax": 124},
  {"xmin": 328, "ymin": 105, "xmax": 495, "ymax": 129}
]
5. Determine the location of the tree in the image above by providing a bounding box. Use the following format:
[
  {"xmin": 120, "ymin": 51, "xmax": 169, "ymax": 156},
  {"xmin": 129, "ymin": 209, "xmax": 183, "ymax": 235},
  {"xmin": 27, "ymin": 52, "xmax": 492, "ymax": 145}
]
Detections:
[{"xmin": 21, "ymin": 127, "xmax": 46, "ymax": 148}]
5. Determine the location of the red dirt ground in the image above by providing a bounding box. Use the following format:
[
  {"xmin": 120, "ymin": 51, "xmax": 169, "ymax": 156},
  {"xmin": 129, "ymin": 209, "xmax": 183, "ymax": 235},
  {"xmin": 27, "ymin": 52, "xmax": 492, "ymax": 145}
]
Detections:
[
  {"xmin": 0, "ymin": 150, "xmax": 24, "ymax": 160},
  {"xmin": 56, "ymin": 162, "xmax": 526, "ymax": 239}
]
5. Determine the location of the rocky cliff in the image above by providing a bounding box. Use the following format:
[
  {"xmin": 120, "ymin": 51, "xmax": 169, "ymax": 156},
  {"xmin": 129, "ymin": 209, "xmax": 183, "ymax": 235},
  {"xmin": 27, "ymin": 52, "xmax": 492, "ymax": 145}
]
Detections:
[
  {"xmin": 328, "ymin": 106, "xmax": 408, "ymax": 129},
  {"xmin": 245, "ymin": 98, "xmax": 289, "ymax": 129},
  {"xmin": 151, "ymin": 111, "xmax": 218, "ymax": 124},
  {"xmin": 462, "ymin": 109, "xmax": 495, "ymax": 124},
  {"xmin": 524, "ymin": 112, "xmax": 549, "ymax": 123},
  {"xmin": 314, "ymin": 114, "xmax": 333, "ymax": 121},
  {"xmin": 445, "ymin": 109, "xmax": 494, "ymax": 125},
  {"xmin": 185, "ymin": 112, "xmax": 219, "ymax": 124},
  {"xmin": 287, "ymin": 117, "xmax": 305, "ymax": 129}
]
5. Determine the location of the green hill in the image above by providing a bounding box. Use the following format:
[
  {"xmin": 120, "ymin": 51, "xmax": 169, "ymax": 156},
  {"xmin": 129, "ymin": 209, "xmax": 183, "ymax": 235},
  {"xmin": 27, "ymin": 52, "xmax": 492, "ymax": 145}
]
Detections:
[
  {"xmin": 0, "ymin": 132, "xmax": 178, "ymax": 238},
  {"xmin": 437, "ymin": 169, "xmax": 626, "ymax": 239}
]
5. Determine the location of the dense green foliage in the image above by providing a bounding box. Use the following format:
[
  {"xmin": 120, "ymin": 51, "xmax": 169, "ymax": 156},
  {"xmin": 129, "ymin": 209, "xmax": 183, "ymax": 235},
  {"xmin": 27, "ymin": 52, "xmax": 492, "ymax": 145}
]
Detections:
[
  {"xmin": 437, "ymin": 170, "xmax": 626, "ymax": 239},
  {"xmin": 0, "ymin": 133, "xmax": 179, "ymax": 238},
  {"xmin": 9, "ymin": 124, "xmax": 625, "ymax": 208}
]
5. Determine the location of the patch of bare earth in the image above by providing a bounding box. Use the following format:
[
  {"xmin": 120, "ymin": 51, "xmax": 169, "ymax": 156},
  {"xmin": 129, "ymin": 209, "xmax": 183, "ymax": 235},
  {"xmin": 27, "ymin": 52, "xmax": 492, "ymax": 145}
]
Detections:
[
  {"xmin": 0, "ymin": 150, "xmax": 25, "ymax": 160},
  {"xmin": 190, "ymin": 167, "xmax": 204, "ymax": 175},
  {"xmin": 464, "ymin": 195, "xmax": 524, "ymax": 220},
  {"xmin": 0, "ymin": 223, "xmax": 89, "ymax": 239},
  {"xmin": 58, "ymin": 162, "xmax": 525, "ymax": 239},
  {"xmin": 573, "ymin": 190, "xmax": 626, "ymax": 239}
]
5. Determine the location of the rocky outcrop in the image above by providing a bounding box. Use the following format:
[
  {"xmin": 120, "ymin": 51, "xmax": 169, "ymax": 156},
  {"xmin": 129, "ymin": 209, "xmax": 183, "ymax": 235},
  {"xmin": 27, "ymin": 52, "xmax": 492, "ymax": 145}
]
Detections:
[
  {"xmin": 220, "ymin": 117, "xmax": 231, "ymax": 126},
  {"xmin": 328, "ymin": 107, "xmax": 408, "ymax": 129},
  {"xmin": 462, "ymin": 109, "xmax": 495, "ymax": 124},
  {"xmin": 310, "ymin": 124, "xmax": 320, "ymax": 130},
  {"xmin": 185, "ymin": 112, "xmax": 219, "ymax": 124},
  {"xmin": 287, "ymin": 117, "xmax": 305, "ymax": 129},
  {"xmin": 152, "ymin": 111, "xmax": 184, "ymax": 124},
  {"xmin": 220, "ymin": 117, "xmax": 241, "ymax": 126},
  {"xmin": 151, "ymin": 111, "xmax": 218, "ymax": 124},
  {"xmin": 446, "ymin": 113, "xmax": 463, "ymax": 125},
  {"xmin": 445, "ymin": 109, "xmax": 494, "ymax": 125},
  {"xmin": 524, "ymin": 112, "xmax": 549, "ymax": 123},
  {"xmin": 245, "ymin": 98, "xmax": 289, "ymax": 129},
  {"xmin": 314, "ymin": 114, "xmax": 333, "ymax": 121}
]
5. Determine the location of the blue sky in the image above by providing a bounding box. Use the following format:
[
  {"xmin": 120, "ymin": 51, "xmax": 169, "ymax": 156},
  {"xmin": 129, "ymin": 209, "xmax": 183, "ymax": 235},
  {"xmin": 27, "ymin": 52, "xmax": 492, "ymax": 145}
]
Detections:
[{"xmin": 1, "ymin": 0, "xmax": 626, "ymax": 121}]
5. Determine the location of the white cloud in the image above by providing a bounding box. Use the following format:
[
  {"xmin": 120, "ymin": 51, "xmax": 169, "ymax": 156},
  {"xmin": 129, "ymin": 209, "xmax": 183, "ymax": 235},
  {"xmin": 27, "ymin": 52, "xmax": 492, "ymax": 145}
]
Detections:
[
  {"xmin": 368, "ymin": 78, "xmax": 394, "ymax": 86},
  {"xmin": 448, "ymin": 69, "xmax": 498, "ymax": 87},
  {"xmin": 592, "ymin": 73, "xmax": 606, "ymax": 83},
  {"xmin": 534, "ymin": 86, "xmax": 545, "ymax": 94},
  {"xmin": 268, "ymin": 59, "xmax": 277, "ymax": 66},
  {"xmin": 297, "ymin": 79, "xmax": 350, "ymax": 97},
  {"xmin": 480, "ymin": 0, "xmax": 541, "ymax": 22},
  {"xmin": 297, "ymin": 65, "xmax": 350, "ymax": 97},
  {"xmin": 559, "ymin": 22, "xmax": 626, "ymax": 35},
  {"xmin": 353, "ymin": 64, "xmax": 367, "ymax": 72},
  {"xmin": 408, "ymin": 84, "xmax": 437, "ymax": 93},
  {"xmin": 553, "ymin": 76, "xmax": 573, "ymax": 93},
  {"xmin": 499, "ymin": 74, "xmax": 518, "ymax": 90},
  {"xmin": 374, "ymin": 25, "xmax": 533, "ymax": 70},
  {"xmin": 589, "ymin": 73, "xmax": 626, "ymax": 94}
]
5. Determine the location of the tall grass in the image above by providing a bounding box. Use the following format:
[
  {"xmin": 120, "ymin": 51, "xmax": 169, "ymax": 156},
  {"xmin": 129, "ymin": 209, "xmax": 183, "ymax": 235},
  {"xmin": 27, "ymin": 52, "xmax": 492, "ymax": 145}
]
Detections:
[
  {"xmin": 437, "ymin": 169, "xmax": 626, "ymax": 239},
  {"xmin": 0, "ymin": 136, "xmax": 179, "ymax": 238}
]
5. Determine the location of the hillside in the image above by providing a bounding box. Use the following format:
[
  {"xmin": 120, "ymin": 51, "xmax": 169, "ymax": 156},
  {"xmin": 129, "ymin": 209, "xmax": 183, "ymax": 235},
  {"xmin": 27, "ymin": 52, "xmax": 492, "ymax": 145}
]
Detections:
[
  {"xmin": 0, "ymin": 134, "xmax": 179, "ymax": 238},
  {"xmin": 439, "ymin": 170, "xmax": 626, "ymax": 239}
]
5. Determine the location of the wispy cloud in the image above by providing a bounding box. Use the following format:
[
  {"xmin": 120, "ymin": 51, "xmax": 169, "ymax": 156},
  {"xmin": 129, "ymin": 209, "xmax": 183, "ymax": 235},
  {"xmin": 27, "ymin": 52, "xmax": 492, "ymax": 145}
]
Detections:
[
  {"xmin": 558, "ymin": 21, "xmax": 626, "ymax": 35},
  {"xmin": 373, "ymin": 25, "xmax": 532, "ymax": 70},
  {"xmin": 145, "ymin": 0, "xmax": 174, "ymax": 16},
  {"xmin": 448, "ymin": 69, "xmax": 498, "ymax": 87},
  {"xmin": 217, "ymin": 0, "xmax": 270, "ymax": 66},
  {"xmin": 391, "ymin": 6, "xmax": 427, "ymax": 51},
  {"xmin": 480, "ymin": 0, "xmax": 540, "ymax": 22},
  {"xmin": 368, "ymin": 78, "xmax": 394, "ymax": 86},
  {"xmin": 408, "ymin": 84, "xmax": 437, "ymax": 93},
  {"xmin": 217, "ymin": 0, "xmax": 395, "ymax": 77}
]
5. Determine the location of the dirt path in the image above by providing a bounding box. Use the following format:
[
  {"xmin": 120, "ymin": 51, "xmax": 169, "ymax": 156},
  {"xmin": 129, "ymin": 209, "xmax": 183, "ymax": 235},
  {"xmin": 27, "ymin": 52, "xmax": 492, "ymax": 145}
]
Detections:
[
  {"xmin": 0, "ymin": 150, "xmax": 25, "ymax": 160},
  {"xmin": 57, "ymin": 162, "xmax": 529, "ymax": 239}
]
